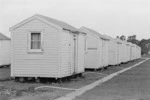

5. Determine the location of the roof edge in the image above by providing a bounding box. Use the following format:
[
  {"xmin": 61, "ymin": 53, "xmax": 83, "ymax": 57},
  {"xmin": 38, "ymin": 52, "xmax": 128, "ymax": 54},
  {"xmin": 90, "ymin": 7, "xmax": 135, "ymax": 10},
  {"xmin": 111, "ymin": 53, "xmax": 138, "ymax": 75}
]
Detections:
[{"xmin": 9, "ymin": 14, "xmax": 62, "ymax": 31}]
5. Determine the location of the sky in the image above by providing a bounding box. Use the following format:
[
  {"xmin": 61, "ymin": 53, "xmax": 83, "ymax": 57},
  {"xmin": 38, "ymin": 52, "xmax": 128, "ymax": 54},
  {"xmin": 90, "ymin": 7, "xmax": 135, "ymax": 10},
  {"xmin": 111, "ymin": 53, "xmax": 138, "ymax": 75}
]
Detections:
[{"xmin": 0, "ymin": 0, "xmax": 150, "ymax": 40}]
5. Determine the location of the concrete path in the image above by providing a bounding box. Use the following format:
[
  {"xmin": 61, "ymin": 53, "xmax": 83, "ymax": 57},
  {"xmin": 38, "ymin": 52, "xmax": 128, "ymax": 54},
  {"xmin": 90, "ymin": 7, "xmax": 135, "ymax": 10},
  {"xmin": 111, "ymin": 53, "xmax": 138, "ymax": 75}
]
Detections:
[{"xmin": 74, "ymin": 58, "xmax": 150, "ymax": 100}]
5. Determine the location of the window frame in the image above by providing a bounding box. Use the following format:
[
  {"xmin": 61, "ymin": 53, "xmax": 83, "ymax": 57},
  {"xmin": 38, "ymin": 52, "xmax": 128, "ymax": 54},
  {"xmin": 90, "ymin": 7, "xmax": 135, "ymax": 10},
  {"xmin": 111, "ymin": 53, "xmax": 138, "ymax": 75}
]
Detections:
[{"xmin": 28, "ymin": 31, "xmax": 43, "ymax": 53}]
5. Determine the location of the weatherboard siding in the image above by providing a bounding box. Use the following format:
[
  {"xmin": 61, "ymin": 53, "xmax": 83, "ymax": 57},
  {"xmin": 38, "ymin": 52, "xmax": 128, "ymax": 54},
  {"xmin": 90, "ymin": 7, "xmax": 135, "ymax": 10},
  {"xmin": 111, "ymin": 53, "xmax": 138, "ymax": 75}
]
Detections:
[
  {"xmin": 97, "ymin": 38, "xmax": 103, "ymax": 68},
  {"xmin": 126, "ymin": 44, "xmax": 131, "ymax": 62},
  {"xmin": 12, "ymin": 19, "xmax": 60, "ymax": 77},
  {"xmin": 85, "ymin": 31, "xmax": 99, "ymax": 69},
  {"xmin": 60, "ymin": 32, "xmax": 85, "ymax": 76},
  {"xmin": 102, "ymin": 40, "xmax": 109, "ymax": 67},
  {"xmin": 108, "ymin": 40, "xmax": 117, "ymax": 65},
  {"xmin": 77, "ymin": 34, "xmax": 85, "ymax": 73},
  {"xmin": 116, "ymin": 43, "xmax": 122, "ymax": 64},
  {"xmin": 81, "ymin": 28, "xmax": 105, "ymax": 69},
  {"xmin": 1, "ymin": 40, "xmax": 11, "ymax": 66},
  {"xmin": 121, "ymin": 42, "xmax": 126, "ymax": 63},
  {"xmin": 60, "ymin": 31, "xmax": 72, "ymax": 77}
]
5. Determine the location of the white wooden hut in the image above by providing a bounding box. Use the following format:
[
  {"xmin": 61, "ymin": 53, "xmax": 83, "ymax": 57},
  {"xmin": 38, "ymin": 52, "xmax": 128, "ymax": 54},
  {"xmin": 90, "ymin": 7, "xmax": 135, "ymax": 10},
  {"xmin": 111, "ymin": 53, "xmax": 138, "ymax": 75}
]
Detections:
[
  {"xmin": 101, "ymin": 35, "xmax": 109, "ymax": 67},
  {"xmin": 134, "ymin": 45, "xmax": 136, "ymax": 59},
  {"xmin": 126, "ymin": 42, "xmax": 131, "ymax": 62},
  {"xmin": 121, "ymin": 41, "xmax": 130, "ymax": 63},
  {"xmin": 120, "ymin": 40, "xmax": 129, "ymax": 63},
  {"xmin": 139, "ymin": 46, "xmax": 141, "ymax": 58},
  {"xmin": 136, "ymin": 45, "xmax": 141, "ymax": 59},
  {"xmin": 9, "ymin": 14, "xmax": 86, "ymax": 80},
  {"xmin": 79, "ymin": 27, "xmax": 109, "ymax": 70},
  {"xmin": 129, "ymin": 43, "xmax": 132, "ymax": 61},
  {"xmin": 103, "ymin": 35, "xmax": 117, "ymax": 66},
  {"xmin": 115, "ymin": 38, "xmax": 123, "ymax": 65},
  {"xmin": 122, "ymin": 41, "xmax": 127, "ymax": 63},
  {"xmin": 130, "ymin": 43, "xmax": 136, "ymax": 61},
  {"xmin": 135, "ymin": 45, "xmax": 138, "ymax": 59},
  {"xmin": 138, "ymin": 46, "xmax": 141, "ymax": 58},
  {"xmin": 0, "ymin": 33, "xmax": 11, "ymax": 66}
]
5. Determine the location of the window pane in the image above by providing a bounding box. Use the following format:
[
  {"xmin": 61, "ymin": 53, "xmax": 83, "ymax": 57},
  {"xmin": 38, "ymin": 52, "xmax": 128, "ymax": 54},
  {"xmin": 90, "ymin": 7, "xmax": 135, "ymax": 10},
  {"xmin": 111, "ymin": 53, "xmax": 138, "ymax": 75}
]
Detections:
[
  {"xmin": 31, "ymin": 33, "xmax": 41, "ymax": 49},
  {"xmin": 31, "ymin": 33, "xmax": 41, "ymax": 41}
]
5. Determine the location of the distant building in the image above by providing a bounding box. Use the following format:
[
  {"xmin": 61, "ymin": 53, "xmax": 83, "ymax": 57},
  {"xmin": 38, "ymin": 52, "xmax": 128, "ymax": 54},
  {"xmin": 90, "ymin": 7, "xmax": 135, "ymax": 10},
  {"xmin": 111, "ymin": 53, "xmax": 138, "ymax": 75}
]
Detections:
[{"xmin": 0, "ymin": 33, "xmax": 10, "ymax": 66}]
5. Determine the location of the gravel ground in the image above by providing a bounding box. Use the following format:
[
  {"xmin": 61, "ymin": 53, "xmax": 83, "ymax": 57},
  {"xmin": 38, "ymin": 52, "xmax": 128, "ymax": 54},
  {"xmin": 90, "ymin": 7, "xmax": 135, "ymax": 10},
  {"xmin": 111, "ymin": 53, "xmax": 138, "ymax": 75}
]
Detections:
[
  {"xmin": 0, "ymin": 58, "xmax": 144, "ymax": 100},
  {"xmin": 0, "ymin": 72, "xmax": 105, "ymax": 100},
  {"xmin": 0, "ymin": 67, "xmax": 10, "ymax": 81}
]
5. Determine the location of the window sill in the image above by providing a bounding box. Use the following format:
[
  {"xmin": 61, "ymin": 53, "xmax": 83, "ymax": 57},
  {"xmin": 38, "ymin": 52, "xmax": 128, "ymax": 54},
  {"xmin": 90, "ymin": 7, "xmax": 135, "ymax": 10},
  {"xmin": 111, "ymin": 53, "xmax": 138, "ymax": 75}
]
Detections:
[{"xmin": 28, "ymin": 49, "xmax": 44, "ymax": 53}]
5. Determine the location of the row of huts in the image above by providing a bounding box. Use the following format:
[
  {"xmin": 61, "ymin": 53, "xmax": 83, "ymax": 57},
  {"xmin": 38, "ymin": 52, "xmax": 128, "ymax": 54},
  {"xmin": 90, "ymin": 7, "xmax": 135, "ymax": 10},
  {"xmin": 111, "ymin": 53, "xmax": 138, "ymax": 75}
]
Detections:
[
  {"xmin": 2, "ymin": 14, "xmax": 141, "ymax": 81},
  {"xmin": 80, "ymin": 27, "xmax": 141, "ymax": 69}
]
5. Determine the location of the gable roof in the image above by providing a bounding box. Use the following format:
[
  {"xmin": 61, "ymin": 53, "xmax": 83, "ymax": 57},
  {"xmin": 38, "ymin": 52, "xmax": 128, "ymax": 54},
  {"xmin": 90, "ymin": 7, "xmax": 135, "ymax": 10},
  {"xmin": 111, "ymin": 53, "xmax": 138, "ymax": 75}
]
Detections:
[
  {"xmin": 0, "ymin": 33, "xmax": 10, "ymax": 40},
  {"xmin": 37, "ymin": 14, "xmax": 79, "ymax": 32},
  {"xmin": 115, "ymin": 38, "xmax": 123, "ymax": 44},
  {"xmin": 10, "ymin": 14, "xmax": 79, "ymax": 33},
  {"xmin": 79, "ymin": 27, "xmax": 108, "ymax": 40},
  {"xmin": 103, "ymin": 34, "xmax": 116, "ymax": 41}
]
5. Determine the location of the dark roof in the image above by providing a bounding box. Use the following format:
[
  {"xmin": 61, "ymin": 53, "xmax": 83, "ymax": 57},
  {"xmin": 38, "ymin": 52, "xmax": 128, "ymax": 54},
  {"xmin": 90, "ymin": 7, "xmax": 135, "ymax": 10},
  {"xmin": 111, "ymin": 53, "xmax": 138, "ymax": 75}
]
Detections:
[
  {"xmin": 0, "ymin": 33, "xmax": 10, "ymax": 40},
  {"xmin": 36, "ymin": 14, "xmax": 79, "ymax": 32}
]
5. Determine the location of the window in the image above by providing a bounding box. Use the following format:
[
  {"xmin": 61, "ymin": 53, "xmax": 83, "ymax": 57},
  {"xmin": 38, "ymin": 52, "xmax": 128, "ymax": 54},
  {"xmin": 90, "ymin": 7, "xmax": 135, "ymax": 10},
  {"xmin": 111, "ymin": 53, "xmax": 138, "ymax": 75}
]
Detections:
[
  {"xmin": 28, "ymin": 32, "xmax": 43, "ymax": 52},
  {"xmin": 31, "ymin": 33, "xmax": 41, "ymax": 49}
]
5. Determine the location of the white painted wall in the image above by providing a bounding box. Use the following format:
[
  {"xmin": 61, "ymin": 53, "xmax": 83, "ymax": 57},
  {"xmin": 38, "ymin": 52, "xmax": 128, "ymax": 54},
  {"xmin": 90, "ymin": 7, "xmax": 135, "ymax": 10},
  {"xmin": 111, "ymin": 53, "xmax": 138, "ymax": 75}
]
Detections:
[
  {"xmin": 102, "ymin": 39, "xmax": 109, "ymax": 67},
  {"xmin": 126, "ymin": 43, "xmax": 131, "ymax": 62},
  {"xmin": 85, "ymin": 32, "xmax": 101, "ymax": 69},
  {"xmin": 104, "ymin": 35, "xmax": 117, "ymax": 66},
  {"xmin": 116, "ymin": 39, "xmax": 122, "ymax": 64},
  {"xmin": 122, "ymin": 41, "xmax": 127, "ymax": 63},
  {"xmin": 77, "ymin": 33, "xmax": 85, "ymax": 73},
  {"xmin": 60, "ymin": 32, "xmax": 85, "ymax": 77},
  {"xmin": 80, "ymin": 27, "xmax": 103, "ymax": 69},
  {"xmin": 11, "ymin": 18, "xmax": 85, "ymax": 78},
  {"xmin": 0, "ymin": 40, "xmax": 11, "ymax": 66},
  {"xmin": 120, "ymin": 41, "xmax": 125, "ymax": 63},
  {"xmin": 130, "ymin": 44, "xmax": 136, "ymax": 61},
  {"xmin": 135, "ymin": 45, "xmax": 141, "ymax": 59},
  {"xmin": 60, "ymin": 31, "xmax": 72, "ymax": 77},
  {"xmin": 11, "ymin": 18, "xmax": 60, "ymax": 77}
]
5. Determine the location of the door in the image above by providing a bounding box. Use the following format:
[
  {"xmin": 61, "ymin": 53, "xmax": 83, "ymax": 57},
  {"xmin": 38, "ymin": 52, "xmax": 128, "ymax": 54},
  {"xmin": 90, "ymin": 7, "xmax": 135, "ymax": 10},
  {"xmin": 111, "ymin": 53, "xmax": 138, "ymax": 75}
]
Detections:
[
  {"xmin": 70, "ymin": 34, "xmax": 78, "ymax": 74},
  {"xmin": 85, "ymin": 47, "xmax": 97, "ymax": 68},
  {"xmin": 85, "ymin": 36, "xmax": 98, "ymax": 69}
]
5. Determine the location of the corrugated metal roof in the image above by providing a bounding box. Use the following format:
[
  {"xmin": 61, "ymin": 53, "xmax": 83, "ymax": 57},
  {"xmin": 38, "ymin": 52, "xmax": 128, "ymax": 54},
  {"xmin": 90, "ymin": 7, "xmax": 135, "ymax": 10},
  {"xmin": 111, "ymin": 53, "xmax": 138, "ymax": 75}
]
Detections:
[
  {"xmin": 0, "ymin": 33, "xmax": 10, "ymax": 40},
  {"xmin": 36, "ymin": 14, "xmax": 79, "ymax": 32}
]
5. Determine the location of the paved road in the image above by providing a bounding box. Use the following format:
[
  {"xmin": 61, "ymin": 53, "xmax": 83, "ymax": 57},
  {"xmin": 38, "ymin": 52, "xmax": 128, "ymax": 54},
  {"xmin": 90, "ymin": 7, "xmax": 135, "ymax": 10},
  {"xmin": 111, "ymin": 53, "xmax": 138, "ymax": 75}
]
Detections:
[{"xmin": 74, "ymin": 59, "xmax": 150, "ymax": 100}]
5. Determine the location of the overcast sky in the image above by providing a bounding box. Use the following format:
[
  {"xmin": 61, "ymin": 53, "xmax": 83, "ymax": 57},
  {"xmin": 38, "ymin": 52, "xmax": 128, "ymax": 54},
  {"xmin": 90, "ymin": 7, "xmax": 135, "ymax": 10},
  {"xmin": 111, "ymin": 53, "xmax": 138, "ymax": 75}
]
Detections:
[{"xmin": 0, "ymin": 0, "xmax": 150, "ymax": 40}]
